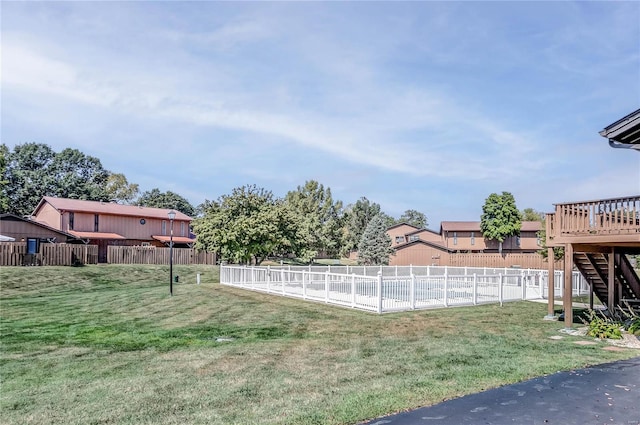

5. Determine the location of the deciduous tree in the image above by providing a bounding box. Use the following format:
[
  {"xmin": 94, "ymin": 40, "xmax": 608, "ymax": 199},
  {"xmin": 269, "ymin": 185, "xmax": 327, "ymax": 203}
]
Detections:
[
  {"xmin": 105, "ymin": 173, "xmax": 139, "ymax": 204},
  {"xmin": 284, "ymin": 180, "xmax": 344, "ymax": 263},
  {"xmin": 136, "ymin": 188, "xmax": 195, "ymax": 217},
  {"xmin": 521, "ymin": 208, "xmax": 544, "ymax": 222},
  {"xmin": 480, "ymin": 192, "xmax": 521, "ymax": 254},
  {"xmin": 193, "ymin": 185, "xmax": 299, "ymax": 265},
  {"xmin": 398, "ymin": 209, "xmax": 428, "ymax": 228}
]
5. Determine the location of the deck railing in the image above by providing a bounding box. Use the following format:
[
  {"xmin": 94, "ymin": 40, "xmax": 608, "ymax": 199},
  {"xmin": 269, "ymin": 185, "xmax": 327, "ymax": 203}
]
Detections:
[{"xmin": 546, "ymin": 195, "xmax": 640, "ymax": 239}]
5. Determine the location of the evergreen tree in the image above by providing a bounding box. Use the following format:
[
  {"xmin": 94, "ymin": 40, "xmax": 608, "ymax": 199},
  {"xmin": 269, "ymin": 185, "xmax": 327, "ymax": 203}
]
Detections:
[{"xmin": 357, "ymin": 214, "xmax": 394, "ymax": 265}]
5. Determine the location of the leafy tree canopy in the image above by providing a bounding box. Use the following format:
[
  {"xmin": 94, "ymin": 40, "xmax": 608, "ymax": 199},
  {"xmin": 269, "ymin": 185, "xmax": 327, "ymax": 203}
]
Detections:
[
  {"xmin": 398, "ymin": 209, "xmax": 428, "ymax": 228},
  {"xmin": 105, "ymin": 173, "xmax": 139, "ymax": 204},
  {"xmin": 357, "ymin": 213, "xmax": 394, "ymax": 265},
  {"xmin": 0, "ymin": 144, "xmax": 9, "ymax": 212},
  {"xmin": 284, "ymin": 180, "xmax": 344, "ymax": 263},
  {"xmin": 3, "ymin": 143, "xmax": 110, "ymax": 216},
  {"xmin": 193, "ymin": 185, "xmax": 298, "ymax": 265},
  {"xmin": 521, "ymin": 208, "xmax": 545, "ymax": 222},
  {"xmin": 480, "ymin": 192, "xmax": 522, "ymax": 254},
  {"xmin": 136, "ymin": 188, "xmax": 195, "ymax": 217},
  {"xmin": 343, "ymin": 197, "xmax": 382, "ymax": 255}
]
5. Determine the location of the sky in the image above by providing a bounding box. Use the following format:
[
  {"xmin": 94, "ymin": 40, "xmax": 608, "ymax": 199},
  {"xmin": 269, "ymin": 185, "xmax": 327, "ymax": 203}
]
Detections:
[{"xmin": 2, "ymin": 1, "xmax": 639, "ymax": 227}]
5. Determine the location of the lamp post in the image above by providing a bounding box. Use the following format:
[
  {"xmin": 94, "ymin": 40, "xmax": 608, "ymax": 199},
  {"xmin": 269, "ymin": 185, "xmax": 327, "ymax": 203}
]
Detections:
[{"xmin": 168, "ymin": 210, "xmax": 176, "ymax": 296}]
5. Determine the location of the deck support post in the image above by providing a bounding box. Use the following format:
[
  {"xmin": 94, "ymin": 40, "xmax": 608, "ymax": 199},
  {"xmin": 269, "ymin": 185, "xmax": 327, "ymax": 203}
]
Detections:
[
  {"xmin": 608, "ymin": 247, "xmax": 615, "ymax": 312},
  {"xmin": 545, "ymin": 247, "xmax": 556, "ymax": 320},
  {"xmin": 563, "ymin": 243, "xmax": 574, "ymax": 328}
]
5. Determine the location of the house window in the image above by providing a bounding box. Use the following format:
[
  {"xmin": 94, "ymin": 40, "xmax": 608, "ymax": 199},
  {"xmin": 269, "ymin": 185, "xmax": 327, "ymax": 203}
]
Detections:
[
  {"xmin": 395, "ymin": 236, "xmax": 405, "ymax": 244},
  {"xmin": 453, "ymin": 232, "xmax": 457, "ymax": 245},
  {"xmin": 470, "ymin": 232, "xmax": 475, "ymax": 245},
  {"xmin": 409, "ymin": 235, "xmax": 420, "ymax": 242},
  {"xmin": 162, "ymin": 220, "xmax": 167, "ymax": 235},
  {"xmin": 94, "ymin": 214, "xmax": 99, "ymax": 232},
  {"xmin": 181, "ymin": 222, "xmax": 185, "ymax": 237},
  {"xmin": 516, "ymin": 236, "xmax": 521, "ymax": 247},
  {"xmin": 69, "ymin": 212, "xmax": 74, "ymax": 230}
]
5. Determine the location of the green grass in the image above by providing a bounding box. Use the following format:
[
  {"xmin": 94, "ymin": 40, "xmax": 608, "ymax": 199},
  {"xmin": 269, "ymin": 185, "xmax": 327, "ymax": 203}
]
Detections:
[{"xmin": 1, "ymin": 264, "xmax": 637, "ymax": 425}]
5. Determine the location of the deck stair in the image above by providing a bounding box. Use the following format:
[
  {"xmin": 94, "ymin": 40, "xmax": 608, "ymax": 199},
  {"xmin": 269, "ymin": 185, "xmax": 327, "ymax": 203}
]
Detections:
[{"xmin": 573, "ymin": 252, "xmax": 640, "ymax": 308}]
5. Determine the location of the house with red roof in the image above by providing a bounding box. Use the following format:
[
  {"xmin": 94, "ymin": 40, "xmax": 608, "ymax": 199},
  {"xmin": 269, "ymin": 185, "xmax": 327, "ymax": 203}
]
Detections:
[{"xmin": 31, "ymin": 197, "xmax": 195, "ymax": 262}]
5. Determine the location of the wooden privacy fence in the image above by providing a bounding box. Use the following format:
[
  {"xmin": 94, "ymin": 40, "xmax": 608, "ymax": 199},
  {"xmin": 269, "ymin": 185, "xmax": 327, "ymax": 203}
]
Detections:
[
  {"xmin": 447, "ymin": 252, "xmax": 562, "ymax": 269},
  {"xmin": 107, "ymin": 246, "xmax": 216, "ymax": 265},
  {"xmin": 0, "ymin": 242, "xmax": 98, "ymax": 266}
]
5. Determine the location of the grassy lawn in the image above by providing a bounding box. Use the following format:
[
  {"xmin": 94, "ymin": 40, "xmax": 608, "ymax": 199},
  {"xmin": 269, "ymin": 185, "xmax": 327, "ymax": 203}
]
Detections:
[{"xmin": 1, "ymin": 265, "xmax": 637, "ymax": 425}]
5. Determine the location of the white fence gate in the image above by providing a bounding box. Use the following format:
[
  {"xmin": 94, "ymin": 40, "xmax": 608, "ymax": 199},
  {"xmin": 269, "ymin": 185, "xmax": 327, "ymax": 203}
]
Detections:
[{"xmin": 220, "ymin": 265, "xmax": 588, "ymax": 314}]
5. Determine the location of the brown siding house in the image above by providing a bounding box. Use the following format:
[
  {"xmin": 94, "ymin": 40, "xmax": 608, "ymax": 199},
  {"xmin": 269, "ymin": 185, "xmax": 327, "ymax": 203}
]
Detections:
[
  {"xmin": 32, "ymin": 197, "xmax": 195, "ymax": 262},
  {"xmin": 387, "ymin": 220, "xmax": 543, "ymax": 266}
]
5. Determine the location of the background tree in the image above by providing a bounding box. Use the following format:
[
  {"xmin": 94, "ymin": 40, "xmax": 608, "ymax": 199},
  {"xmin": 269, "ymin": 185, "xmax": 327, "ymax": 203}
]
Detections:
[
  {"xmin": 3, "ymin": 143, "xmax": 115, "ymax": 216},
  {"xmin": 357, "ymin": 214, "xmax": 394, "ymax": 265},
  {"xmin": 521, "ymin": 208, "xmax": 545, "ymax": 222},
  {"xmin": 342, "ymin": 197, "xmax": 382, "ymax": 256},
  {"xmin": 50, "ymin": 148, "xmax": 109, "ymax": 201},
  {"xmin": 193, "ymin": 185, "xmax": 299, "ymax": 265},
  {"xmin": 284, "ymin": 180, "xmax": 344, "ymax": 263},
  {"xmin": 4, "ymin": 143, "xmax": 57, "ymax": 216},
  {"xmin": 480, "ymin": 192, "xmax": 522, "ymax": 254},
  {"xmin": 105, "ymin": 173, "xmax": 139, "ymax": 204},
  {"xmin": 136, "ymin": 188, "xmax": 195, "ymax": 217},
  {"xmin": 0, "ymin": 144, "xmax": 9, "ymax": 212},
  {"xmin": 537, "ymin": 218, "xmax": 564, "ymax": 261},
  {"xmin": 398, "ymin": 209, "xmax": 428, "ymax": 228}
]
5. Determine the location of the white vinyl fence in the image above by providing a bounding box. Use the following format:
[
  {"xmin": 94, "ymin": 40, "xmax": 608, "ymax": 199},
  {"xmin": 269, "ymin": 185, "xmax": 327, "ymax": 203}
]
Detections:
[{"xmin": 220, "ymin": 265, "xmax": 588, "ymax": 314}]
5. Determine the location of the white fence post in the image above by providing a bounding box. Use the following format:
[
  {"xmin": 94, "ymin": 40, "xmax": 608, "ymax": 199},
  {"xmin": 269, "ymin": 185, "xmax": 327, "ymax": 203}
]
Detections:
[
  {"xmin": 473, "ymin": 273, "xmax": 478, "ymax": 305},
  {"xmin": 281, "ymin": 268, "xmax": 286, "ymax": 295},
  {"xmin": 302, "ymin": 271, "xmax": 307, "ymax": 299},
  {"xmin": 251, "ymin": 266, "xmax": 255, "ymax": 289},
  {"xmin": 351, "ymin": 274, "xmax": 356, "ymax": 307},
  {"xmin": 377, "ymin": 271, "xmax": 383, "ymax": 314},
  {"xmin": 325, "ymin": 271, "xmax": 329, "ymax": 303},
  {"xmin": 267, "ymin": 265, "xmax": 271, "ymax": 292},
  {"xmin": 521, "ymin": 274, "xmax": 526, "ymax": 300},
  {"xmin": 443, "ymin": 267, "xmax": 449, "ymax": 307},
  {"xmin": 499, "ymin": 274, "xmax": 504, "ymax": 306},
  {"xmin": 410, "ymin": 273, "xmax": 416, "ymax": 310}
]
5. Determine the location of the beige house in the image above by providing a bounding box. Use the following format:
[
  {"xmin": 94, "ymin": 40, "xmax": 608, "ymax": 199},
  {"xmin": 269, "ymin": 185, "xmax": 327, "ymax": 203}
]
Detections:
[{"xmin": 32, "ymin": 197, "xmax": 194, "ymax": 262}]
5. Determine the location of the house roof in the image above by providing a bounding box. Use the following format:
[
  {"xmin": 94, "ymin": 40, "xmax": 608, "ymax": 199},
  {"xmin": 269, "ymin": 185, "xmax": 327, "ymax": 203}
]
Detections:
[
  {"xmin": 69, "ymin": 231, "xmax": 126, "ymax": 240},
  {"xmin": 33, "ymin": 197, "xmax": 193, "ymax": 221},
  {"xmin": 0, "ymin": 213, "xmax": 80, "ymax": 241},
  {"xmin": 440, "ymin": 221, "xmax": 541, "ymax": 232},
  {"xmin": 600, "ymin": 108, "xmax": 640, "ymax": 150},
  {"xmin": 386, "ymin": 222, "xmax": 420, "ymax": 231},
  {"xmin": 394, "ymin": 239, "xmax": 453, "ymax": 253},
  {"xmin": 405, "ymin": 228, "xmax": 441, "ymax": 237}
]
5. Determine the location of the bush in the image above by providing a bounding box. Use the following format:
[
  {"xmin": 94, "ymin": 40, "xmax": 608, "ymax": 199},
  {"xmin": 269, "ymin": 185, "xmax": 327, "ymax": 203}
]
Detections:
[{"xmin": 583, "ymin": 310, "xmax": 622, "ymax": 340}]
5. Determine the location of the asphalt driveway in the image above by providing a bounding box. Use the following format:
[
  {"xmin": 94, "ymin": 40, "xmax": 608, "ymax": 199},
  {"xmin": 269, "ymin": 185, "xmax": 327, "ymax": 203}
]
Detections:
[{"xmin": 361, "ymin": 356, "xmax": 640, "ymax": 425}]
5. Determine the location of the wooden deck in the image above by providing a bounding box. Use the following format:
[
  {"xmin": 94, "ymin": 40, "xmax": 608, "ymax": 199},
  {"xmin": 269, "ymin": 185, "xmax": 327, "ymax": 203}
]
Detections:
[{"xmin": 544, "ymin": 195, "xmax": 640, "ymax": 327}]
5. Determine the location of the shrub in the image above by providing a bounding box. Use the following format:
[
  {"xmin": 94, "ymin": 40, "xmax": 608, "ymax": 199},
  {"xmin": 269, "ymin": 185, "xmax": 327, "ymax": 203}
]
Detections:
[{"xmin": 582, "ymin": 310, "xmax": 622, "ymax": 340}]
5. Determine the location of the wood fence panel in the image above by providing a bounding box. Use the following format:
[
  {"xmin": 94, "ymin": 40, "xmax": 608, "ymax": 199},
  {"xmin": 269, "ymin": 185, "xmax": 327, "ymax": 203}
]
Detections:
[
  {"xmin": 0, "ymin": 242, "xmax": 27, "ymax": 266},
  {"xmin": 447, "ymin": 253, "xmax": 563, "ymax": 269},
  {"xmin": 107, "ymin": 246, "xmax": 216, "ymax": 265},
  {"xmin": 0, "ymin": 243, "xmax": 98, "ymax": 266}
]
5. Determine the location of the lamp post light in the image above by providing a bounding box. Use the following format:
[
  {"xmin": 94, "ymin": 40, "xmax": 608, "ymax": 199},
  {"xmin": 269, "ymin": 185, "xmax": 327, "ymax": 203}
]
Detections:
[{"xmin": 168, "ymin": 210, "xmax": 176, "ymax": 296}]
